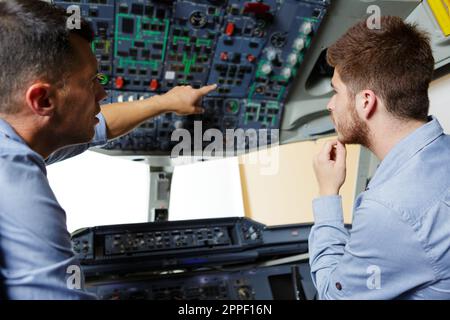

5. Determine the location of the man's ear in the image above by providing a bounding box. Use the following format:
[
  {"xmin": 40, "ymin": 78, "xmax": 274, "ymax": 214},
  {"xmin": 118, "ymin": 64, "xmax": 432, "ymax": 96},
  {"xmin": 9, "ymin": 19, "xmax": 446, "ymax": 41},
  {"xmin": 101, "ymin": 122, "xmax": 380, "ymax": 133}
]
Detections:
[
  {"xmin": 356, "ymin": 89, "xmax": 377, "ymax": 120},
  {"xmin": 25, "ymin": 83, "xmax": 55, "ymax": 117}
]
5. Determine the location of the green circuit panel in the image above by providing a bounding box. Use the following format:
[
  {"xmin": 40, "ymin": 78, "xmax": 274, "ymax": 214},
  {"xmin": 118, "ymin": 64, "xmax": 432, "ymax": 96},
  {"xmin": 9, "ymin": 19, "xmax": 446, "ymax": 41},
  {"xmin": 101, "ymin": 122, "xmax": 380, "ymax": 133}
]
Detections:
[
  {"xmin": 244, "ymin": 101, "xmax": 280, "ymax": 126},
  {"xmin": 114, "ymin": 13, "xmax": 170, "ymax": 70}
]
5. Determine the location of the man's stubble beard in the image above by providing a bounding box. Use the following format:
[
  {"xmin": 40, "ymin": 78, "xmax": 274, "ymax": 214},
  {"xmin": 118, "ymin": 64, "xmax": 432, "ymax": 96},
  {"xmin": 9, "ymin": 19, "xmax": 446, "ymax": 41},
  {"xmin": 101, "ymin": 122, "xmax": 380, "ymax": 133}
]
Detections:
[{"xmin": 335, "ymin": 99, "xmax": 371, "ymax": 148}]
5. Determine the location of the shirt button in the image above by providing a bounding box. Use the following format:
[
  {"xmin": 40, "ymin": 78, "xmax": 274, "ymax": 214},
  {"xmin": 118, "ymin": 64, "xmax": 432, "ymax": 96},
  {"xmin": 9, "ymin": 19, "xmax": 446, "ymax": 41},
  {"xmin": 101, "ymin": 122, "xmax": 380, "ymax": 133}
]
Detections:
[{"xmin": 335, "ymin": 282, "xmax": 342, "ymax": 291}]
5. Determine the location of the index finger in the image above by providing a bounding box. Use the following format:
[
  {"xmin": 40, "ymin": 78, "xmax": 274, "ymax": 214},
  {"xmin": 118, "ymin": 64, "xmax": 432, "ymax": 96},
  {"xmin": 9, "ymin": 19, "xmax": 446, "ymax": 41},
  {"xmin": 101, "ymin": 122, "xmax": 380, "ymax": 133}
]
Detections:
[
  {"xmin": 335, "ymin": 141, "xmax": 347, "ymax": 165},
  {"xmin": 197, "ymin": 84, "xmax": 218, "ymax": 95},
  {"xmin": 321, "ymin": 140, "xmax": 338, "ymax": 160},
  {"xmin": 321, "ymin": 140, "xmax": 337, "ymax": 153}
]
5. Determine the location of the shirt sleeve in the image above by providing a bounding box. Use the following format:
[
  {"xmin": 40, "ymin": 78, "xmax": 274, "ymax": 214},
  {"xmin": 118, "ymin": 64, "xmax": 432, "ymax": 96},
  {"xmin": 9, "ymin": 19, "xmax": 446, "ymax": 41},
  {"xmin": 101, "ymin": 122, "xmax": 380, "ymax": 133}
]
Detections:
[
  {"xmin": 0, "ymin": 154, "xmax": 97, "ymax": 299},
  {"xmin": 308, "ymin": 195, "xmax": 436, "ymax": 299},
  {"xmin": 45, "ymin": 113, "xmax": 108, "ymax": 165}
]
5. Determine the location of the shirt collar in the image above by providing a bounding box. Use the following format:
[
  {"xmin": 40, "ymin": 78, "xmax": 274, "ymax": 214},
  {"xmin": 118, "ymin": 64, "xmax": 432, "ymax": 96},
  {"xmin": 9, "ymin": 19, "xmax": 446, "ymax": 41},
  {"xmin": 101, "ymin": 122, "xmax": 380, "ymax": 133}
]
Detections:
[{"xmin": 368, "ymin": 116, "xmax": 444, "ymax": 190}]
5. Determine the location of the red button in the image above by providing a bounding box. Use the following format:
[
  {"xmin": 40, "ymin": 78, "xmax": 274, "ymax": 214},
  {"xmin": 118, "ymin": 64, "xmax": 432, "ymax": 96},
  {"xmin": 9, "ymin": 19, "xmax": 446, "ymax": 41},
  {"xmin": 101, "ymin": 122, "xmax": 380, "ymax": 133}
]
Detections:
[
  {"xmin": 225, "ymin": 22, "xmax": 235, "ymax": 36},
  {"xmin": 243, "ymin": 2, "xmax": 271, "ymax": 15},
  {"xmin": 220, "ymin": 52, "xmax": 228, "ymax": 61},
  {"xmin": 150, "ymin": 79, "xmax": 159, "ymax": 91},
  {"xmin": 115, "ymin": 76, "xmax": 124, "ymax": 89},
  {"xmin": 247, "ymin": 54, "xmax": 256, "ymax": 63}
]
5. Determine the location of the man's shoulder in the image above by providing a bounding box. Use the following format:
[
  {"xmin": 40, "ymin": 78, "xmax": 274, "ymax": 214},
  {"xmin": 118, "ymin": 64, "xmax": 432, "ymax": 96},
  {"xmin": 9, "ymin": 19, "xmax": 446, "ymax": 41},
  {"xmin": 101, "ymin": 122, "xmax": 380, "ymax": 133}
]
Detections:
[
  {"xmin": 0, "ymin": 138, "xmax": 45, "ymax": 173},
  {"xmin": 0, "ymin": 139, "xmax": 48, "ymax": 201},
  {"xmin": 0, "ymin": 137, "xmax": 64, "ymax": 230},
  {"xmin": 365, "ymin": 134, "xmax": 450, "ymax": 218}
]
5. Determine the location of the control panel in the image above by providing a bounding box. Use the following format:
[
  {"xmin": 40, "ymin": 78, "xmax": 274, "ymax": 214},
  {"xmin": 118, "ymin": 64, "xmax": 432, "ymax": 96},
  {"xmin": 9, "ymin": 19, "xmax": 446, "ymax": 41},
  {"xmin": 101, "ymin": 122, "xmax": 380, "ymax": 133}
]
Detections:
[
  {"xmin": 71, "ymin": 217, "xmax": 311, "ymax": 275},
  {"xmin": 86, "ymin": 263, "xmax": 315, "ymax": 300},
  {"xmin": 72, "ymin": 217, "xmax": 264, "ymax": 262},
  {"xmin": 55, "ymin": 0, "xmax": 329, "ymax": 154}
]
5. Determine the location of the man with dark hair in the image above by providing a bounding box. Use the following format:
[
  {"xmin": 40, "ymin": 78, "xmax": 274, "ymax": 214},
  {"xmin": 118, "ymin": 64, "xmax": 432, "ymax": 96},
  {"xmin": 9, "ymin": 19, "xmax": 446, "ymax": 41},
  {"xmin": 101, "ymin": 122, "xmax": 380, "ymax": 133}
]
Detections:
[
  {"xmin": 0, "ymin": 0, "xmax": 216, "ymax": 299},
  {"xmin": 309, "ymin": 16, "xmax": 450, "ymax": 299}
]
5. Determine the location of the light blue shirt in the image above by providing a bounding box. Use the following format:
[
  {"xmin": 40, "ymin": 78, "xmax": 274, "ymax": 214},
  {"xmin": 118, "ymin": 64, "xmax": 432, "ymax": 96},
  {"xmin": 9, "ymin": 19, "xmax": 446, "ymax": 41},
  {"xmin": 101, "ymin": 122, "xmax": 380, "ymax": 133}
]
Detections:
[
  {"xmin": 309, "ymin": 117, "xmax": 450, "ymax": 299},
  {"xmin": 0, "ymin": 115, "xmax": 108, "ymax": 299}
]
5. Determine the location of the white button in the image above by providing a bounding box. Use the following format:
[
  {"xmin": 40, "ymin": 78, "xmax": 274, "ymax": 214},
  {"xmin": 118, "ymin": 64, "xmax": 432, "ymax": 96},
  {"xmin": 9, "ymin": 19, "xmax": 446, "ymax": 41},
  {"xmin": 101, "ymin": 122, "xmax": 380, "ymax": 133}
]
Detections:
[
  {"xmin": 266, "ymin": 48, "xmax": 277, "ymax": 61},
  {"xmin": 287, "ymin": 53, "xmax": 298, "ymax": 66},
  {"xmin": 261, "ymin": 63, "xmax": 272, "ymax": 75},
  {"xmin": 165, "ymin": 71, "xmax": 176, "ymax": 80},
  {"xmin": 302, "ymin": 22, "xmax": 313, "ymax": 35},
  {"xmin": 282, "ymin": 68, "xmax": 292, "ymax": 79},
  {"xmin": 293, "ymin": 38, "xmax": 305, "ymax": 51}
]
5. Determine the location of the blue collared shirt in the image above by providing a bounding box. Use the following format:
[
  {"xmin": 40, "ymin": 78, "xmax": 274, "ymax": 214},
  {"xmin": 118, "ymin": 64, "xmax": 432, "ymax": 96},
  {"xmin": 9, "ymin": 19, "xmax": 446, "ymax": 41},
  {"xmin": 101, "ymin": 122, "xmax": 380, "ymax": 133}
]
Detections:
[
  {"xmin": 0, "ymin": 115, "xmax": 108, "ymax": 299},
  {"xmin": 309, "ymin": 117, "xmax": 450, "ymax": 299}
]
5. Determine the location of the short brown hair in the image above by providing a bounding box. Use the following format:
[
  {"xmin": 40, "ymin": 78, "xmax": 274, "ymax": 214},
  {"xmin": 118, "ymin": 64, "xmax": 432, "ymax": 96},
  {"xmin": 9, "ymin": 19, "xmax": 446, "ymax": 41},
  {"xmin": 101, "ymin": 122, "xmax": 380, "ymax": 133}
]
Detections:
[{"xmin": 327, "ymin": 16, "xmax": 434, "ymax": 122}]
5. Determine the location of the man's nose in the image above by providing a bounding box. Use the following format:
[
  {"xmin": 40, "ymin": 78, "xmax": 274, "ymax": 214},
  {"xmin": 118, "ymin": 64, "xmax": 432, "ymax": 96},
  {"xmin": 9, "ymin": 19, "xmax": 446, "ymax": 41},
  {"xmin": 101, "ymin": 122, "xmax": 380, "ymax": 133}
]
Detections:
[{"xmin": 327, "ymin": 101, "xmax": 334, "ymax": 112}]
